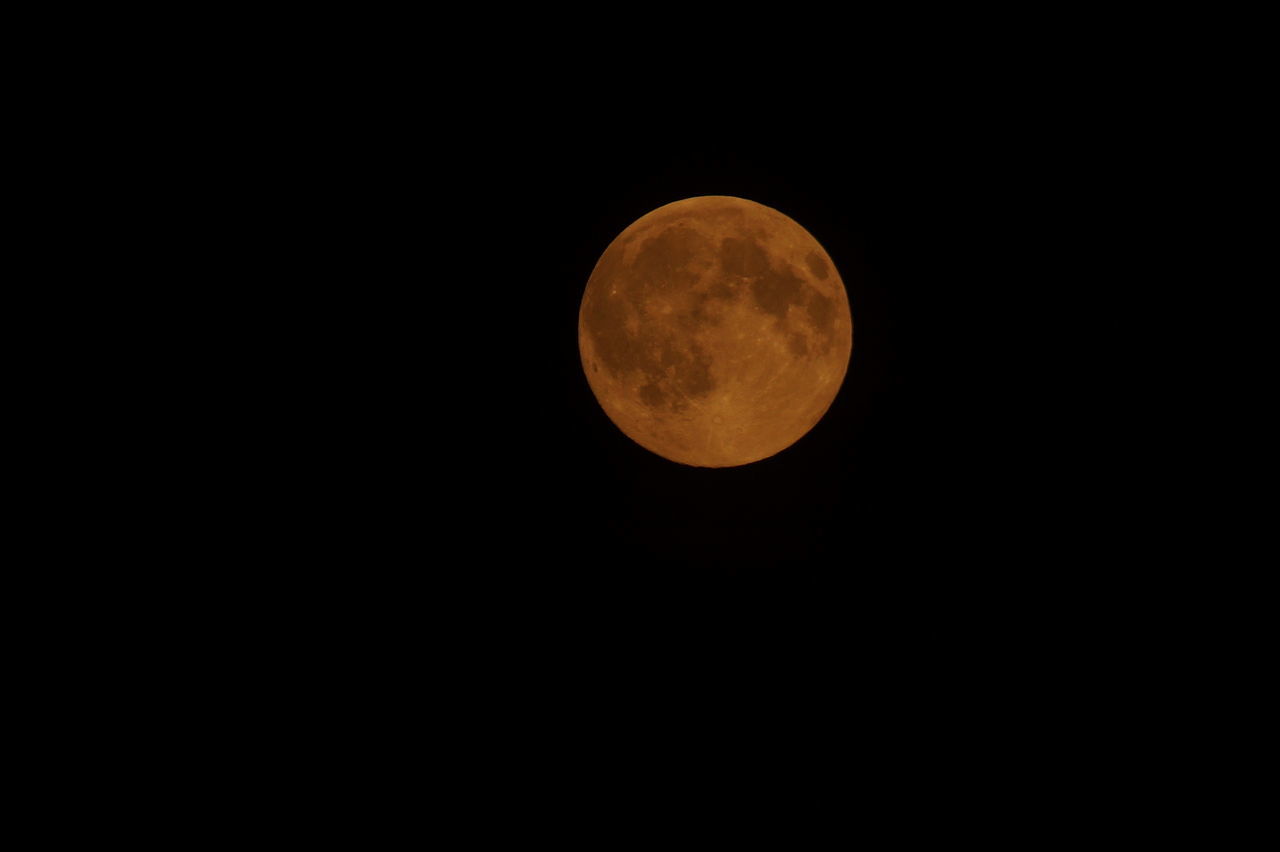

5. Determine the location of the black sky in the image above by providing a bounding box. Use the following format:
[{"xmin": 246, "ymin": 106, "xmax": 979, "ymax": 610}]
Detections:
[
  {"xmin": 419, "ymin": 117, "xmax": 970, "ymax": 594},
  {"xmin": 251, "ymin": 73, "xmax": 1077, "ymax": 641},
  {"xmin": 146, "ymin": 23, "xmax": 1186, "ymax": 804}
]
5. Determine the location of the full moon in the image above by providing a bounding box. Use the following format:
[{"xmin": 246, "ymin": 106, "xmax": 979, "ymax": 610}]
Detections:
[{"xmin": 578, "ymin": 196, "xmax": 853, "ymax": 467}]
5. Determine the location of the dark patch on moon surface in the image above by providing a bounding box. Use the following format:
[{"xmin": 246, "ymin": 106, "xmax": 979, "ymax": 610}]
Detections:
[
  {"xmin": 634, "ymin": 345, "xmax": 715, "ymax": 412},
  {"xmin": 638, "ymin": 382, "xmax": 666, "ymax": 408},
  {"xmin": 719, "ymin": 236, "xmax": 770, "ymax": 279},
  {"xmin": 584, "ymin": 240, "xmax": 718, "ymax": 415},
  {"xmin": 632, "ymin": 225, "xmax": 710, "ymax": 296},
  {"xmin": 750, "ymin": 262, "xmax": 806, "ymax": 321},
  {"xmin": 806, "ymin": 290, "xmax": 836, "ymax": 335},
  {"xmin": 674, "ymin": 342, "xmax": 714, "ymax": 399},
  {"xmin": 583, "ymin": 222, "xmax": 722, "ymax": 414},
  {"xmin": 805, "ymin": 251, "xmax": 830, "ymax": 280},
  {"xmin": 720, "ymin": 235, "xmax": 808, "ymax": 321},
  {"xmin": 583, "ymin": 287, "xmax": 636, "ymax": 377},
  {"xmin": 707, "ymin": 279, "xmax": 734, "ymax": 300}
]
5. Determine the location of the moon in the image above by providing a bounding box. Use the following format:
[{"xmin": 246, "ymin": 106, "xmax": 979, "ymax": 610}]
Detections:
[{"xmin": 578, "ymin": 196, "xmax": 853, "ymax": 467}]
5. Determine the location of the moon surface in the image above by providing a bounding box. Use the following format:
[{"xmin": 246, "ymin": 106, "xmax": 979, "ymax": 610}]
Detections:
[{"xmin": 578, "ymin": 196, "xmax": 853, "ymax": 467}]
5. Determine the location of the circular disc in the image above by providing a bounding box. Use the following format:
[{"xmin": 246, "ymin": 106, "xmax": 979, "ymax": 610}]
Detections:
[{"xmin": 578, "ymin": 196, "xmax": 853, "ymax": 467}]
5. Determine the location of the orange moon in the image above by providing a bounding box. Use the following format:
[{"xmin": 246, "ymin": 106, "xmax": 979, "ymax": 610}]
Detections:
[{"xmin": 578, "ymin": 196, "xmax": 853, "ymax": 467}]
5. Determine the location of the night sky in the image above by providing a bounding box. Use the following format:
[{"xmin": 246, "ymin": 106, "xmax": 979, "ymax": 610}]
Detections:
[
  {"xmin": 426, "ymin": 119, "xmax": 963, "ymax": 602},
  {"xmin": 184, "ymin": 30, "xmax": 1156, "ymax": 801},
  {"xmin": 263, "ymin": 85, "xmax": 1057, "ymax": 639}
]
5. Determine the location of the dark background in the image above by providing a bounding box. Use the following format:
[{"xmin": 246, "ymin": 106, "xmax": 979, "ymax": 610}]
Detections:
[
  {"xmin": 470, "ymin": 119, "xmax": 984, "ymax": 572},
  {"xmin": 152, "ymin": 36, "xmax": 1184, "ymax": 806},
  {"xmin": 505, "ymin": 138, "xmax": 920, "ymax": 576},
  {"xmin": 221, "ymin": 86, "xmax": 1086, "ymax": 763},
  {"xmin": 298, "ymin": 109, "xmax": 1008, "ymax": 604},
  {"xmin": 107, "ymin": 23, "xmax": 1191, "ymax": 813},
  {"xmin": 242, "ymin": 67, "xmax": 1082, "ymax": 648}
]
